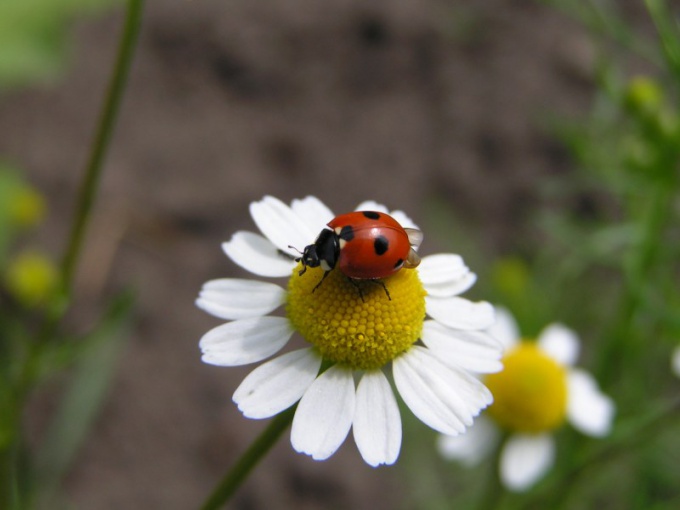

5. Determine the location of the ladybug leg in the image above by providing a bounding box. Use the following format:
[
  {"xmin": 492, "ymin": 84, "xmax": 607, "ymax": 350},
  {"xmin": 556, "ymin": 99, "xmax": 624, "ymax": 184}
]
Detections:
[
  {"xmin": 312, "ymin": 270, "xmax": 330, "ymax": 293},
  {"xmin": 346, "ymin": 278, "xmax": 391, "ymax": 301},
  {"xmin": 375, "ymin": 279, "xmax": 391, "ymax": 301},
  {"xmin": 346, "ymin": 277, "xmax": 366, "ymax": 303}
]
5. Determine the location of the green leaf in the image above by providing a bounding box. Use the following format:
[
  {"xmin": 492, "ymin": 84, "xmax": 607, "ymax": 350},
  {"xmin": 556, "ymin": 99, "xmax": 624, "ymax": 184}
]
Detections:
[
  {"xmin": 0, "ymin": 166, "xmax": 27, "ymax": 261},
  {"xmin": 0, "ymin": 0, "xmax": 123, "ymax": 90},
  {"xmin": 33, "ymin": 289, "xmax": 134, "ymax": 505}
]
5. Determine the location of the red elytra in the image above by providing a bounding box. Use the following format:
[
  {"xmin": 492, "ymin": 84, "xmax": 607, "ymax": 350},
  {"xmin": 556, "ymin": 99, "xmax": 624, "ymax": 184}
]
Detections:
[
  {"xmin": 295, "ymin": 211, "xmax": 422, "ymax": 293},
  {"xmin": 328, "ymin": 211, "xmax": 418, "ymax": 279}
]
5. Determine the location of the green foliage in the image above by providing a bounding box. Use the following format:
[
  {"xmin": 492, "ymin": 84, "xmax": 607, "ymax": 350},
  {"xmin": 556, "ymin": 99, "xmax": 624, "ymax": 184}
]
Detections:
[
  {"xmin": 0, "ymin": 1, "xmax": 140, "ymax": 508},
  {"xmin": 410, "ymin": 1, "xmax": 680, "ymax": 509},
  {"xmin": 0, "ymin": 0, "xmax": 122, "ymax": 91}
]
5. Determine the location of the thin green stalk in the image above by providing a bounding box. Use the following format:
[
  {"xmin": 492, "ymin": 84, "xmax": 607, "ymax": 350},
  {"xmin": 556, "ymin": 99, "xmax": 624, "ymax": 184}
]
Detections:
[
  {"xmin": 595, "ymin": 177, "xmax": 676, "ymax": 387},
  {"xmin": 2, "ymin": 3, "xmax": 144, "ymax": 506},
  {"xmin": 26, "ymin": 0, "xmax": 144, "ymax": 384},
  {"xmin": 645, "ymin": 0, "xmax": 680, "ymax": 82},
  {"xmin": 475, "ymin": 433, "xmax": 508, "ymax": 510},
  {"xmin": 59, "ymin": 0, "xmax": 144, "ymax": 302},
  {"xmin": 200, "ymin": 407, "xmax": 296, "ymax": 510},
  {"xmin": 524, "ymin": 396, "xmax": 680, "ymax": 509}
]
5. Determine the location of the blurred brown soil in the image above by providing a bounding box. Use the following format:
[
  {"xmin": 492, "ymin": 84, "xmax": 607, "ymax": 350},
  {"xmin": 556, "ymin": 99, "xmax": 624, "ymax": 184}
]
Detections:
[{"xmin": 0, "ymin": 0, "xmax": 610, "ymax": 508}]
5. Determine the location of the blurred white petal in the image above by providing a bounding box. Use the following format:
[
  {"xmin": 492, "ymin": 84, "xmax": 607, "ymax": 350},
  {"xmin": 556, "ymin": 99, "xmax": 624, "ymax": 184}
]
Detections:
[
  {"xmin": 673, "ymin": 346, "xmax": 680, "ymax": 378},
  {"xmin": 538, "ymin": 324, "xmax": 580, "ymax": 366},
  {"xmin": 487, "ymin": 306, "xmax": 520, "ymax": 351},
  {"xmin": 500, "ymin": 434, "xmax": 555, "ymax": 492},
  {"xmin": 437, "ymin": 416, "xmax": 498, "ymax": 466},
  {"xmin": 567, "ymin": 369, "xmax": 615, "ymax": 437}
]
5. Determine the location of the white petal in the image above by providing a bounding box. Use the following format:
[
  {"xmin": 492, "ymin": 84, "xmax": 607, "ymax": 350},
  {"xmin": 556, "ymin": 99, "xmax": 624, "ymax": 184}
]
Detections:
[
  {"xmin": 233, "ymin": 348, "xmax": 322, "ymax": 419},
  {"xmin": 291, "ymin": 196, "xmax": 335, "ymax": 235},
  {"xmin": 567, "ymin": 369, "xmax": 615, "ymax": 437},
  {"xmin": 250, "ymin": 196, "xmax": 317, "ymax": 256},
  {"xmin": 222, "ymin": 231, "xmax": 295, "ymax": 277},
  {"xmin": 199, "ymin": 316, "xmax": 293, "ymax": 366},
  {"xmin": 673, "ymin": 345, "xmax": 680, "ymax": 378},
  {"xmin": 426, "ymin": 297, "xmax": 495, "ymax": 330},
  {"xmin": 387, "ymin": 209, "xmax": 419, "ymax": 230},
  {"xmin": 437, "ymin": 416, "xmax": 499, "ymax": 466},
  {"xmin": 291, "ymin": 365, "xmax": 356, "ymax": 460},
  {"xmin": 393, "ymin": 346, "xmax": 492, "ymax": 436},
  {"xmin": 487, "ymin": 306, "xmax": 520, "ymax": 351},
  {"xmin": 355, "ymin": 201, "xmax": 389, "ymax": 214},
  {"xmin": 538, "ymin": 323, "xmax": 580, "ymax": 366},
  {"xmin": 500, "ymin": 434, "xmax": 555, "ymax": 492},
  {"xmin": 421, "ymin": 320, "xmax": 503, "ymax": 373},
  {"xmin": 196, "ymin": 278, "xmax": 285, "ymax": 320},
  {"xmin": 418, "ymin": 254, "xmax": 477, "ymax": 297},
  {"xmin": 354, "ymin": 202, "xmax": 419, "ymax": 230},
  {"xmin": 353, "ymin": 370, "xmax": 402, "ymax": 467}
]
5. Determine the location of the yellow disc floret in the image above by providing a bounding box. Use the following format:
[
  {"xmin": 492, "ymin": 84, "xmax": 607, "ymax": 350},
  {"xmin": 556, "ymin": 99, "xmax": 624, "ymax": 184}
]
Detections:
[
  {"xmin": 485, "ymin": 342, "xmax": 568, "ymax": 433},
  {"xmin": 287, "ymin": 265, "xmax": 426, "ymax": 370}
]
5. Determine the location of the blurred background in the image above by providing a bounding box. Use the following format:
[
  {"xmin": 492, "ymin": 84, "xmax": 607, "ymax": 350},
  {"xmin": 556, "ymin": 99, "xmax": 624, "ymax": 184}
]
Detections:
[{"xmin": 1, "ymin": 0, "xmax": 675, "ymax": 509}]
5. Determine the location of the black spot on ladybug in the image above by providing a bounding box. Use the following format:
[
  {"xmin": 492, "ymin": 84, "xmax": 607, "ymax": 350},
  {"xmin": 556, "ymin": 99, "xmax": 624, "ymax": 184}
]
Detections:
[
  {"xmin": 339, "ymin": 225, "xmax": 355, "ymax": 241},
  {"xmin": 393, "ymin": 258, "xmax": 404, "ymax": 269},
  {"xmin": 362, "ymin": 211, "xmax": 381, "ymax": 220},
  {"xmin": 374, "ymin": 236, "xmax": 389, "ymax": 256}
]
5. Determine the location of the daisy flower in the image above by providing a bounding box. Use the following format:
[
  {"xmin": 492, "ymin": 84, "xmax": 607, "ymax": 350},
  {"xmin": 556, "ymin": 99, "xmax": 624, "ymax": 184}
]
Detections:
[
  {"xmin": 196, "ymin": 195, "xmax": 502, "ymax": 467},
  {"xmin": 438, "ymin": 308, "xmax": 615, "ymax": 491}
]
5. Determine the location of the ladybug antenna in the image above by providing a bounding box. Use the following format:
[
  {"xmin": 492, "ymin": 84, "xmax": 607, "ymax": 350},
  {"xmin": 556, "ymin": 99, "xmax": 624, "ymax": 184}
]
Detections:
[
  {"xmin": 288, "ymin": 245, "xmax": 308, "ymax": 275},
  {"xmin": 288, "ymin": 245, "xmax": 303, "ymax": 260}
]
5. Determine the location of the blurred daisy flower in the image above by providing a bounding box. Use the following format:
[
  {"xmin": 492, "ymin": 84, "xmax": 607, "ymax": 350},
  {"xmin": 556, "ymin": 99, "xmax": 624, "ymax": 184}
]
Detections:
[
  {"xmin": 438, "ymin": 308, "xmax": 615, "ymax": 491},
  {"xmin": 4, "ymin": 250, "xmax": 58, "ymax": 308},
  {"xmin": 196, "ymin": 195, "xmax": 502, "ymax": 466}
]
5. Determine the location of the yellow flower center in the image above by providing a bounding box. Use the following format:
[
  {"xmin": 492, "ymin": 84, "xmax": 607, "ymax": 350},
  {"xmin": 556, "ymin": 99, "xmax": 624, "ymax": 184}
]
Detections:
[
  {"xmin": 485, "ymin": 342, "xmax": 568, "ymax": 433},
  {"xmin": 287, "ymin": 265, "xmax": 426, "ymax": 370}
]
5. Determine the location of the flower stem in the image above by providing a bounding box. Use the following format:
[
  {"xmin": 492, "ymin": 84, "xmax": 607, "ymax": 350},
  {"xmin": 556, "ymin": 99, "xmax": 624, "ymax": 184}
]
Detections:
[
  {"xmin": 200, "ymin": 406, "xmax": 296, "ymax": 510},
  {"xmin": 596, "ymin": 176, "xmax": 676, "ymax": 387},
  {"xmin": 59, "ymin": 0, "xmax": 144, "ymax": 304},
  {"xmin": 527, "ymin": 396, "xmax": 680, "ymax": 509},
  {"xmin": 476, "ymin": 433, "xmax": 508, "ymax": 510}
]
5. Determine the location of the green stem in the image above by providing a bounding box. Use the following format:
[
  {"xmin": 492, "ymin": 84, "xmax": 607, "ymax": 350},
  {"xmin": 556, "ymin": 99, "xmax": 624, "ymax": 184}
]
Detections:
[
  {"xmin": 596, "ymin": 177, "xmax": 676, "ymax": 386},
  {"xmin": 526, "ymin": 397, "xmax": 680, "ymax": 509},
  {"xmin": 200, "ymin": 407, "xmax": 296, "ymax": 510},
  {"xmin": 59, "ymin": 0, "xmax": 144, "ymax": 302},
  {"xmin": 476, "ymin": 433, "xmax": 508, "ymax": 510},
  {"xmin": 2, "ymin": 3, "xmax": 144, "ymax": 506}
]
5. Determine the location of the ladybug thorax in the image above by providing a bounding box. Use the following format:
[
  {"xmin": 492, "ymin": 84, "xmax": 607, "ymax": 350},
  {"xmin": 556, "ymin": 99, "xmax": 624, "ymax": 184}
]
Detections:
[{"xmin": 301, "ymin": 229, "xmax": 339, "ymax": 271}]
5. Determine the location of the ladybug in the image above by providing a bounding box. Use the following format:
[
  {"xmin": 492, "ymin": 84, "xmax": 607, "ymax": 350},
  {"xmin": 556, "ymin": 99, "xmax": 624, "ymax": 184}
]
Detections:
[{"xmin": 295, "ymin": 211, "xmax": 423, "ymax": 298}]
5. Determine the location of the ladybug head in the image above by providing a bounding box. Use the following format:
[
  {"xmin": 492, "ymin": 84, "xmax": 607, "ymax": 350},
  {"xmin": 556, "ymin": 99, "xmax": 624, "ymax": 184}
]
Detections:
[{"xmin": 296, "ymin": 229, "xmax": 339, "ymax": 276}]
